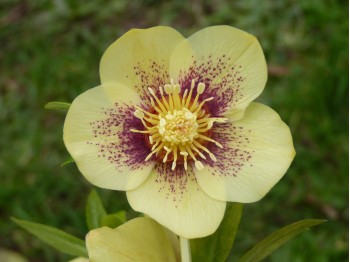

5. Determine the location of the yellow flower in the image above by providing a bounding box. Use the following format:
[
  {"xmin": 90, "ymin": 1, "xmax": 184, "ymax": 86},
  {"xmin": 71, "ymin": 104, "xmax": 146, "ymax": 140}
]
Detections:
[
  {"xmin": 64, "ymin": 26, "xmax": 295, "ymax": 239},
  {"xmin": 86, "ymin": 217, "xmax": 180, "ymax": 262}
]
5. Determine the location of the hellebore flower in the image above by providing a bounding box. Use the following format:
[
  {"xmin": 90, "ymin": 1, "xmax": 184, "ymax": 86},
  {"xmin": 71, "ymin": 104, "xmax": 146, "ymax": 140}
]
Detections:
[
  {"xmin": 86, "ymin": 217, "xmax": 180, "ymax": 262},
  {"xmin": 64, "ymin": 26, "xmax": 295, "ymax": 239}
]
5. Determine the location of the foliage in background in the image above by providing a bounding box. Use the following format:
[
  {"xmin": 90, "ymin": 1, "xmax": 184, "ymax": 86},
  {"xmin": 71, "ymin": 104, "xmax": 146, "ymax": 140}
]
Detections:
[{"xmin": 0, "ymin": 0, "xmax": 348, "ymax": 261}]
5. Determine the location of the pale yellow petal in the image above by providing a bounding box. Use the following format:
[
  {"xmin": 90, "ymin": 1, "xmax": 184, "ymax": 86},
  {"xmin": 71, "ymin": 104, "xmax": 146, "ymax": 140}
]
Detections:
[
  {"xmin": 0, "ymin": 249, "xmax": 28, "ymax": 262},
  {"xmin": 170, "ymin": 26, "xmax": 267, "ymax": 120},
  {"xmin": 68, "ymin": 258, "xmax": 89, "ymax": 262},
  {"xmin": 100, "ymin": 26, "xmax": 185, "ymax": 98},
  {"xmin": 86, "ymin": 217, "xmax": 177, "ymax": 262},
  {"xmin": 64, "ymin": 83, "xmax": 154, "ymax": 190},
  {"xmin": 127, "ymin": 164, "xmax": 226, "ymax": 239},
  {"xmin": 194, "ymin": 102, "xmax": 295, "ymax": 202}
]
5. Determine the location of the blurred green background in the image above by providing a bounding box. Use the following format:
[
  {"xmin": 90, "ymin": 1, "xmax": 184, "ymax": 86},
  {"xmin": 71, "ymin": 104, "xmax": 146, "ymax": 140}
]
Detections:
[{"xmin": 0, "ymin": 0, "xmax": 348, "ymax": 261}]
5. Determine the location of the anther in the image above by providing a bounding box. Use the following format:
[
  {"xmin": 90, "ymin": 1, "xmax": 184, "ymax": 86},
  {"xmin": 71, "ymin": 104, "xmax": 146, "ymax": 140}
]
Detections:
[
  {"xmin": 215, "ymin": 142, "xmax": 224, "ymax": 148},
  {"xmin": 164, "ymin": 84, "xmax": 172, "ymax": 94},
  {"xmin": 195, "ymin": 161, "xmax": 204, "ymax": 171},
  {"xmin": 148, "ymin": 87, "xmax": 156, "ymax": 96},
  {"xmin": 197, "ymin": 83, "xmax": 205, "ymax": 94},
  {"xmin": 208, "ymin": 153, "xmax": 217, "ymax": 162},
  {"xmin": 134, "ymin": 110, "xmax": 144, "ymax": 119},
  {"xmin": 159, "ymin": 86, "xmax": 164, "ymax": 96},
  {"xmin": 173, "ymin": 84, "xmax": 181, "ymax": 94},
  {"xmin": 171, "ymin": 161, "xmax": 176, "ymax": 170}
]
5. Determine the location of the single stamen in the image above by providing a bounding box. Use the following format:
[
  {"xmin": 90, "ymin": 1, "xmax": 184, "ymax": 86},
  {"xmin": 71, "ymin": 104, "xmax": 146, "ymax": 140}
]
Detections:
[
  {"xmin": 150, "ymin": 98, "xmax": 163, "ymax": 114},
  {"xmin": 198, "ymin": 134, "xmax": 223, "ymax": 148},
  {"xmin": 140, "ymin": 118, "xmax": 152, "ymax": 129},
  {"xmin": 159, "ymin": 86, "xmax": 171, "ymax": 110},
  {"xmin": 189, "ymin": 143, "xmax": 206, "ymax": 159},
  {"xmin": 184, "ymin": 145, "xmax": 198, "ymax": 162},
  {"xmin": 185, "ymin": 80, "xmax": 195, "ymax": 108},
  {"xmin": 194, "ymin": 97, "xmax": 214, "ymax": 114},
  {"xmin": 162, "ymin": 146, "xmax": 171, "ymax": 163},
  {"xmin": 143, "ymin": 117, "xmax": 159, "ymax": 125},
  {"xmin": 171, "ymin": 145, "xmax": 178, "ymax": 171},
  {"xmin": 130, "ymin": 129, "xmax": 151, "ymax": 134},
  {"xmin": 189, "ymin": 82, "xmax": 205, "ymax": 111},
  {"xmin": 192, "ymin": 140, "xmax": 218, "ymax": 162},
  {"xmin": 145, "ymin": 142, "xmax": 165, "ymax": 161},
  {"xmin": 183, "ymin": 156, "xmax": 188, "ymax": 170},
  {"xmin": 179, "ymin": 150, "xmax": 189, "ymax": 170},
  {"xmin": 197, "ymin": 122, "xmax": 213, "ymax": 132},
  {"xmin": 135, "ymin": 106, "xmax": 159, "ymax": 119},
  {"xmin": 182, "ymin": 89, "xmax": 188, "ymax": 107},
  {"xmin": 151, "ymin": 140, "xmax": 161, "ymax": 151},
  {"xmin": 172, "ymin": 84, "xmax": 182, "ymax": 109},
  {"xmin": 197, "ymin": 117, "xmax": 227, "ymax": 124},
  {"xmin": 195, "ymin": 160, "xmax": 204, "ymax": 171},
  {"xmin": 159, "ymin": 85, "xmax": 164, "ymax": 96},
  {"xmin": 148, "ymin": 87, "xmax": 167, "ymax": 113}
]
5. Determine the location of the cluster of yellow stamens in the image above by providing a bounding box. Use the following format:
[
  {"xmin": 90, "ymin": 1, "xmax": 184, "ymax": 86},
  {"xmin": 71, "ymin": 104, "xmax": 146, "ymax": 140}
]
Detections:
[{"xmin": 131, "ymin": 80, "xmax": 227, "ymax": 171}]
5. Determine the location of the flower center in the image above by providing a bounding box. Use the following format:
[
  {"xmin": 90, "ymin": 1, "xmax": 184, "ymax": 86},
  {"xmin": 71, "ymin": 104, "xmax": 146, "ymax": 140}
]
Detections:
[
  {"xmin": 159, "ymin": 109, "xmax": 198, "ymax": 144},
  {"xmin": 131, "ymin": 80, "xmax": 227, "ymax": 171}
]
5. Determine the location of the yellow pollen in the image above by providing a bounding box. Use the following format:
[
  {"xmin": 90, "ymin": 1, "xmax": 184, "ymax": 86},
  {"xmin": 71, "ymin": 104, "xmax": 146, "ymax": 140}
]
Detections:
[{"xmin": 130, "ymin": 80, "xmax": 227, "ymax": 171}]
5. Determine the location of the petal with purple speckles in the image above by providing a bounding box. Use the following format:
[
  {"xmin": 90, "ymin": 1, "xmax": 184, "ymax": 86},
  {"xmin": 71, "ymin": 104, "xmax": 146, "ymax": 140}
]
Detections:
[
  {"xmin": 100, "ymin": 26, "xmax": 185, "ymax": 100},
  {"xmin": 64, "ymin": 83, "xmax": 155, "ymax": 190},
  {"xmin": 194, "ymin": 102, "xmax": 295, "ymax": 203},
  {"xmin": 170, "ymin": 25, "xmax": 267, "ymax": 120},
  {"xmin": 126, "ymin": 163, "xmax": 226, "ymax": 239}
]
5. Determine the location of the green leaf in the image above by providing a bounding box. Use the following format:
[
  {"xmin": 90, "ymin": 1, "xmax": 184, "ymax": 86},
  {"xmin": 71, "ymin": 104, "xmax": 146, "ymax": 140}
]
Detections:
[
  {"xmin": 85, "ymin": 190, "xmax": 107, "ymax": 230},
  {"xmin": 61, "ymin": 156, "xmax": 75, "ymax": 167},
  {"xmin": 191, "ymin": 202, "xmax": 243, "ymax": 262},
  {"xmin": 12, "ymin": 218, "xmax": 87, "ymax": 257},
  {"xmin": 44, "ymin": 101, "xmax": 71, "ymax": 111},
  {"xmin": 238, "ymin": 219, "xmax": 326, "ymax": 262},
  {"xmin": 101, "ymin": 211, "xmax": 127, "ymax": 228}
]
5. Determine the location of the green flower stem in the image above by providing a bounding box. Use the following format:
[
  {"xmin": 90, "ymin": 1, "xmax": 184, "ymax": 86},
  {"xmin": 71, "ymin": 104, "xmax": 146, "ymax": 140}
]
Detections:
[{"xmin": 180, "ymin": 236, "xmax": 192, "ymax": 262}]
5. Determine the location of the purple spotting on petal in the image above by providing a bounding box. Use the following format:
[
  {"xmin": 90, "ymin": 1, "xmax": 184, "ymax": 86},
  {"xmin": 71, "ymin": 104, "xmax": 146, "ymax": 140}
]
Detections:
[
  {"xmin": 178, "ymin": 54, "xmax": 246, "ymax": 117},
  {"xmin": 154, "ymin": 163, "xmax": 197, "ymax": 207},
  {"xmin": 204, "ymin": 123, "xmax": 253, "ymax": 177},
  {"xmin": 133, "ymin": 60, "xmax": 169, "ymax": 101},
  {"xmin": 87, "ymin": 102, "xmax": 151, "ymax": 172}
]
